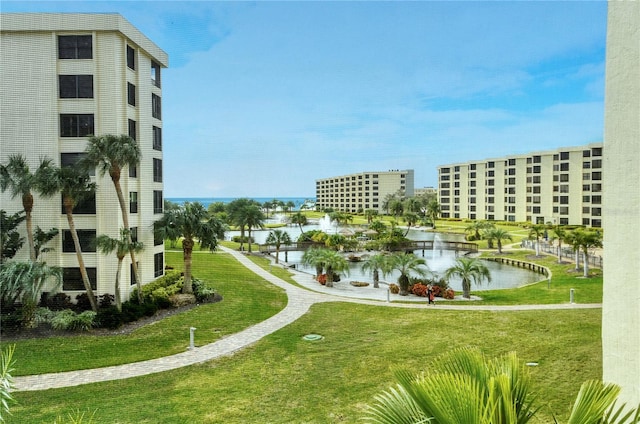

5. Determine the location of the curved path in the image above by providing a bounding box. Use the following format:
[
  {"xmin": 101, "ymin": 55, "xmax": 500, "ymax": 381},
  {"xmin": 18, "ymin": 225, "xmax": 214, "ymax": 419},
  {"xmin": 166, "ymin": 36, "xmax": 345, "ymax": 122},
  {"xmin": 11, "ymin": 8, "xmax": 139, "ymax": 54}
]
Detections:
[{"xmin": 13, "ymin": 246, "xmax": 601, "ymax": 392}]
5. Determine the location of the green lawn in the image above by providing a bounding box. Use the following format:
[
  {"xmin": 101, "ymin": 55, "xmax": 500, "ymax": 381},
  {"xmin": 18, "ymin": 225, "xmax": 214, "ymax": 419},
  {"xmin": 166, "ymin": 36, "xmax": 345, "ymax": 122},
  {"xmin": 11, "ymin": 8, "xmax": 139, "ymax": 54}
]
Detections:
[{"xmin": 5, "ymin": 246, "xmax": 604, "ymax": 423}]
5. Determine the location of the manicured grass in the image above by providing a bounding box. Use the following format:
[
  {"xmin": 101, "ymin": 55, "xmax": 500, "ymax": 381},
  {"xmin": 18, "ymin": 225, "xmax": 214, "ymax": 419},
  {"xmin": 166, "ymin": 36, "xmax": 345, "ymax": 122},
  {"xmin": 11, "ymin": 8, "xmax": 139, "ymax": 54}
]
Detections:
[
  {"xmin": 11, "ymin": 304, "xmax": 601, "ymax": 423},
  {"xmin": 2, "ymin": 251, "xmax": 286, "ymax": 376}
]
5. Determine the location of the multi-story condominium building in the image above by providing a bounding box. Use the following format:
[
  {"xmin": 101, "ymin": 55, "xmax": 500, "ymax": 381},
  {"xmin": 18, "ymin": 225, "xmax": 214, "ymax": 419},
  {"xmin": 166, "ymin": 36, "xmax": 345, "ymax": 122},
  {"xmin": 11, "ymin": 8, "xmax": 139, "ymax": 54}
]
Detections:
[
  {"xmin": 437, "ymin": 143, "xmax": 603, "ymax": 227},
  {"xmin": 414, "ymin": 186, "xmax": 437, "ymax": 198},
  {"xmin": 315, "ymin": 169, "xmax": 414, "ymax": 213},
  {"xmin": 0, "ymin": 13, "xmax": 168, "ymax": 300}
]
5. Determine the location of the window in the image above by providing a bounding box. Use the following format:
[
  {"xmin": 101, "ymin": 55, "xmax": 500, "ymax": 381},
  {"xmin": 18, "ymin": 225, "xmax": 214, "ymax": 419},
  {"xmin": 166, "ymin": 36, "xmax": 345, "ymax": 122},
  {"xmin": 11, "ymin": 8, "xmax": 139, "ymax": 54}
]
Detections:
[
  {"xmin": 59, "ymin": 75, "xmax": 93, "ymax": 98},
  {"xmin": 592, "ymin": 183, "xmax": 602, "ymax": 192},
  {"xmin": 128, "ymin": 83, "xmax": 136, "ymax": 106},
  {"xmin": 154, "ymin": 253, "xmax": 164, "ymax": 277},
  {"xmin": 62, "ymin": 192, "xmax": 96, "ymax": 214},
  {"xmin": 152, "ymin": 94, "xmax": 162, "ymax": 119},
  {"xmin": 533, "ymin": 166, "xmax": 541, "ymax": 173},
  {"xmin": 508, "ymin": 159, "xmax": 516, "ymax": 166},
  {"xmin": 153, "ymin": 126, "xmax": 162, "ymax": 150},
  {"xmin": 62, "ymin": 267, "xmax": 97, "ymax": 291},
  {"xmin": 560, "ymin": 163, "xmax": 569, "ymax": 171},
  {"xmin": 151, "ymin": 61, "xmax": 161, "ymax": 88},
  {"xmin": 592, "ymin": 172, "xmax": 602, "ymax": 181},
  {"xmin": 592, "ymin": 147, "xmax": 603, "ymax": 157},
  {"xmin": 60, "ymin": 114, "xmax": 94, "ymax": 137},
  {"xmin": 60, "ymin": 153, "xmax": 94, "ymax": 176},
  {"xmin": 129, "ymin": 164, "xmax": 137, "ymax": 178},
  {"xmin": 128, "ymin": 119, "xmax": 136, "ymax": 141},
  {"xmin": 153, "ymin": 190, "xmax": 163, "ymax": 214},
  {"xmin": 62, "ymin": 230, "xmax": 96, "ymax": 252},
  {"xmin": 591, "ymin": 195, "xmax": 602, "ymax": 205},
  {"xmin": 58, "ymin": 35, "xmax": 92, "ymax": 59},
  {"xmin": 487, "ymin": 161, "xmax": 494, "ymax": 168},
  {"xmin": 583, "ymin": 150, "xmax": 591, "ymax": 157},
  {"xmin": 130, "ymin": 227, "xmax": 138, "ymax": 243},
  {"xmin": 583, "ymin": 161, "xmax": 591, "ymax": 169},
  {"xmin": 130, "ymin": 192, "xmax": 138, "ymax": 214},
  {"xmin": 560, "ymin": 207, "xmax": 569, "ymax": 215},
  {"xmin": 533, "ymin": 155, "xmax": 541, "ymax": 163},
  {"xmin": 560, "ymin": 174, "xmax": 569, "ymax": 182},
  {"xmin": 560, "ymin": 151, "xmax": 570, "ymax": 160},
  {"xmin": 130, "ymin": 262, "xmax": 139, "ymax": 286},
  {"xmin": 560, "ymin": 196, "xmax": 569, "ymax": 205},
  {"xmin": 127, "ymin": 45, "xmax": 135, "ymax": 70},
  {"xmin": 592, "ymin": 208, "xmax": 602, "ymax": 216},
  {"xmin": 154, "ymin": 223, "xmax": 164, "ymax": 246},
  {"xmin": 592, "ymin": 159, "xmax": 602, "ymax": 169},
  {"xmin": 153, "ymin": 158, "xmax": 163, "ymax": 182}
]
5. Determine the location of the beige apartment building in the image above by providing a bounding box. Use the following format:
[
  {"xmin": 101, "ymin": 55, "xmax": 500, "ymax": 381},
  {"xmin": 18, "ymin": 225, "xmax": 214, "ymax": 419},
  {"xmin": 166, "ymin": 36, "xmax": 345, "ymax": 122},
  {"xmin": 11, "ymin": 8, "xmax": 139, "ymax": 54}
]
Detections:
[
  {"xmin": 0, "ymin": 13, "xmax": 167, "ymax": 300},
  {"xmin": 315, "ymin": 169, "xmax": 414, "ymax": 213},
  {"xmin": 437, "ymin": 143, "xmax": 603, "ymax": 227}
]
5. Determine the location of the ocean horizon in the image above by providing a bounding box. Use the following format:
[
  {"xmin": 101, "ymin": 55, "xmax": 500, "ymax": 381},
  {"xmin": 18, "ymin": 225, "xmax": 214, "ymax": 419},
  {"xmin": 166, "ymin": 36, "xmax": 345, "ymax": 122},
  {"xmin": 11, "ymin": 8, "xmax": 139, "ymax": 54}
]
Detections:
[{"xmin": 167, "ymin": 196, "xmax": 315, "ymax": 209}]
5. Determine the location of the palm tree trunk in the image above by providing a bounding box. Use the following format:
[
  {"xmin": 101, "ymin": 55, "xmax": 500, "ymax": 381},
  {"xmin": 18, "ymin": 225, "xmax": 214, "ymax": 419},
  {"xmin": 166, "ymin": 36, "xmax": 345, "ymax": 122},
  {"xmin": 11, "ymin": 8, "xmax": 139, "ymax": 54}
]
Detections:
[
  {"xmin": 326, "ymin": 266, "xmax": 334, "ymax": 288},
  {"xmin": 373, "ymin": 269, "xmax": 379, "ymax": 288},
  {"xmin": 112, "ymin": 176, "xmax": 142, "ymax": 303},
  {"xmin": 583, "ymin": 252, "xmax": 589, "ymax": 277},
  {"xmin": 23, "ymin": 193, "xmax": 36, "ymax": 262},
  {"xmin": 65, "ymin": 206, "xmax": 98, "ymax": 312},
  {"xmin": 463, "ymin": 278, "xmax": 471, "ymax": 299},
  {"xmin": 115, "ymin": 257, "xmax": 123, "ymax": 312},
  {"xmin": 182, "ymin": 238, "xmax": 194, "ymax": 294},
  {"xmin": 275, "ymin": 247, "xmax": 280, "ymax": 264},
  {"xmin": 247, "ymin": 227, "xmax": 253, "ymax": 253}
]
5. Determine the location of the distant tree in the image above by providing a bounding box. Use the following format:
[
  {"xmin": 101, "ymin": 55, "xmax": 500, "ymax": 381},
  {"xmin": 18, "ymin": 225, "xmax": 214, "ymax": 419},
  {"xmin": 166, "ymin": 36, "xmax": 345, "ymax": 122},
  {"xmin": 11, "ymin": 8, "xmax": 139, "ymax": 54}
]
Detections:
[
  {"xmin": 425, "ymin": 199, "xmax": 440, "ymax": 229},
  {"xmin": 207, "ymin": 201, "xmax": 226, "ymax": 215},
  {"xmin": 402, "ymin": 212, "xmax": 420, "ymax": 236},
  {"xmin": 552, "ymin": 225, "xmax": 568, "ymax": 264},
  {"xmin": 164, "ymin": 199, "xmax": 180, "ymax": 212},
  {"xmin": 265, "ymin": 230, "xmax": 292, "ymax": 264},
  {"xmin": 369, "ymin": 219, "xmax": 387, "ymax": 236},
  {"xmin": 285, "ymin": 201, "xmax": 295, "ymax": 215},
  {"xmin": 484, "ymin": 228, "xmax": 512, "ymax": 254},
  {"xmin": 565, "ymin": 230, "xmax": 582, "ymax": 271},
  {"xmin": 364, "ymin": 209, "xmax": 378, "ymax": 224},
  {"xmin": 0, "ymin": 154, "xmax": 55, "ymax": 262},
  {"xmin": 528, "ymin": 224, "xmax": 546, "ymax": 256},
  {"xmin": 319, "ymin": 249, "xmax": 349, "ymax": 288},
  {"xmin": 227, "ymin": 198, "xmax": 261, "ymax": 251},
  {"xmin": 96, "ymin": 228, "xmax": 144, "ymax": 311},
  {"xmin": 155, "ymin": 202, "xmax": 226, "ymax": 294},
  {"xmin": 290, "ymin": 212, "xmax": 308, "ymax": 237},
  {"xmin": 403, "ymin": 197, "xmax": 422, "ymax": 214},
  {"xmin": 262, "ymin": 201, "xmax": 272, "ymax": 218},
  {"xmin": 444, "ymin": 257, "xmax": 491, "ymax": 299},
  {"xmin": 465, "ymin": 220, "xmax": 490, "ymax": 241},
  {"xmin": 0, "ymin": 210, "xmax": 25, "ymax": 264},
  {"xmin": 388, "ymin": 199, "xmax": 404, "ymax": 219},
  {"xmin": 243, "ymin": 205, "xmax": 266, "ymax": 253}
]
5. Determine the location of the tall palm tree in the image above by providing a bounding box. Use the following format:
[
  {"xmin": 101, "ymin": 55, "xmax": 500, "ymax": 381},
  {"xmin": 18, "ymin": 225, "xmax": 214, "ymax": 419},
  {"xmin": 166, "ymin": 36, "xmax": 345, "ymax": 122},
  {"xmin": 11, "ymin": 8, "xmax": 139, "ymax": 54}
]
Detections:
[
  {"xmin": 155, "ymin": 202, "xmax": 226, "ymax": 294},
  {"xmin": 465, "ymin": 220, "xmax": 490, "ymax": 241},
  {"xmin": 82, "ymin": 134, "xmax": 142, "ymax": 293},
  {"xmin": 387, "ymin": 252, "xmax": 428, "ymax": 296},
  {"xmin": 361, "ymin": 254, "xmax": 389, "ymax": 288},
  {"xmin": 0, "ymin": 155, "xmax": 55, "ymax": 262},
  {"xmin": 265, "ymin": 229, "xmax": 292, "ymax": 264},
  {"xmin": 484, "ymin": 228, "xmax": 513, "ymax": 254},
  {"xmin": 285, "ymin": 201, "xmax": 295, "ymax": 215},
  {"xmin": 403, "ymin": 197, "xmax": 422, "ymax": 214},
  {"xmin": 565, "ymin": 230, "xmax": 582, "ymax": 271},
  {"xmin": 227, "ymin": 198, "xmax": 261, "ymax": 251},
  {"xmin": 402, "ymin": 212, "xmax": 420, "ymax": 236},
  {"xmin": 364, "ymin": 347, "xmax": 640, "ymax": 424},
  {"xmin": 574, "ymin": 229, "xmax": 603, "ymax": 278},
  {"xmin": 528, "ymin": 224, "xmax": 546, "ymax": 256},
  {"xmin": 49, "ymin": 165, "xmax": 99, "ymax": 311},
  {"xmin": 364, "ymin": 209, "xmax": 378, "ymax": 224},
  {"xmin": 243, "ymin": 204, "xmax": 265, "ymax": 253},
  {"xmin": 96, "ymin": 228, "xmax": 144, "ymax": 311},
  {"xmin": 552, "ymin": 224, "xmax": 568, "ymax": 264},
  {"xmin": 290, "ymin": 212, "xmax": 308, "ymax": 237},
  {"xmin": 444, "ymin": 257, "xmax": 491, "ymax": 299}
]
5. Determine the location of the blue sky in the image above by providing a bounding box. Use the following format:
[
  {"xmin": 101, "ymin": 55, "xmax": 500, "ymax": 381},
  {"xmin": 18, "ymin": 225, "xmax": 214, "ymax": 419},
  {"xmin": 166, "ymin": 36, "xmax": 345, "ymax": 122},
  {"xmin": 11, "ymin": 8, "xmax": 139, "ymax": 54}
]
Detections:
[{"xmin": 3, "ymin": 1, "xmax": 607, "ymax": 198}]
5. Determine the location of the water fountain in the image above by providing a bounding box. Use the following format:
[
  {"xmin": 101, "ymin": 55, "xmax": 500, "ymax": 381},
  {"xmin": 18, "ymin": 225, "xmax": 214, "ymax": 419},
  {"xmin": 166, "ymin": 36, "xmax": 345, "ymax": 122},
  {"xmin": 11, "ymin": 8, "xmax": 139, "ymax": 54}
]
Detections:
[{"xmin": 318, "ymin": 214, "xmax": 338, "ymax": 234}]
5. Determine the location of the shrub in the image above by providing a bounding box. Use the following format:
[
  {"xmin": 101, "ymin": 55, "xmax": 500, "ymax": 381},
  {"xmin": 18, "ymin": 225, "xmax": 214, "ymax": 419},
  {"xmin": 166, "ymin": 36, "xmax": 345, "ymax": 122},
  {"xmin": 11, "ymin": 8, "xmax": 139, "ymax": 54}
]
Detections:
[
  {"xmin": 411, "ymin": 283, "xmax": 428, "ymax": 297},
  {"xmin": 50, "ymin": 309, "xmax": 96, "ymax": 332},
  {"xmin": 443, "ymin": 288, "xmax": 455, "ymax": 299},
  {"xmin": 192, "ymin": 279, "xmax": 216, "ymax": 303},
  {"xmin": 0, "ymin": 311, "xmax": 22, "ymax": 334},
  {"xmin": 132, "ymin": 270, "xmax": 183, "ymax": 304},
  {"xmin": 43, "ymin": 292, "xmax": 73, "ymax": 311},
  {"xmin": 231, "ymin": 235, "xmax": 253, "ymax": 244},
  {"xmin": 389, "ymin": 283, "xmax": 400, "ymax": 294},
  {"xmin": 95, "ymin": 306, "xmax": 123, "ymax": 329},
  {"xmin": 121, "ymin": 302, "xmax": 146, "ymax": 323},
  {"xmin": 74, "ymin": 294, "xmax": 98, "ymax": 312},
  {"xmin": 99, "ymin": 294, "xmax": 114, "ymax": 308}
]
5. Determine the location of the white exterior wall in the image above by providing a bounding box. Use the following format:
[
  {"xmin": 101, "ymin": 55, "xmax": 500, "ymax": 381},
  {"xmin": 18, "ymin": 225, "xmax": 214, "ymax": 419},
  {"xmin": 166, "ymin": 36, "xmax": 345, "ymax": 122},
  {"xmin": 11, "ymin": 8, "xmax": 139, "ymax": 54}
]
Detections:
[
  {"xmin": 602, "ymin": 1, "xmax": 640, "ymax": 407},
  {"xmin": 1, "ymin": 13, "xmax": 167, "ymax": 302}
]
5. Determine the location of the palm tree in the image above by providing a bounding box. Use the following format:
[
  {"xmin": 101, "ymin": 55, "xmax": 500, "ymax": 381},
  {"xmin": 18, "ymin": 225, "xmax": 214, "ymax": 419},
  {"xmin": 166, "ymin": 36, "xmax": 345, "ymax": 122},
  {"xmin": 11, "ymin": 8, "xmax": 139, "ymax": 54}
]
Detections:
[
  {"xmin": 574, "ymin": 229, "xmax": 603, "ymax": 278},
  {"xmin": 155, "ymin": 202, "xmax": 226, "ymax": 294},
  {"xmin": 465, "ymin": 220, "xmax": 490, "ymax": 241},
  {"xmin": 364, "ymin": 209, "xmax": 378, "ymax": 224},
  {"xmin": 528, "ymin": 224, "xmax": 546, "ymax": 256},
  {"xmin": 48, "ymin": 166, "xmax": 99, "ymax": 311},
  {"xmin": 484, "ymin": 228, "xmax": 513, "ymax": 254},
  {"xmin": 389, "ymin": 199, "xmax": 404, "ymax": 219},
  {"xmin": 403, "ymin": 197, "xmax": 422, "ymax": 214},
  {"xmin": 402, "ymin": 212, "xmax": 420, "ymax": 236},
  {"xmin": 552, "ymin": 224, "xmax": 568, "ymax": 264},
  {"xmin": 387, "ymin": 252, "xmax": 428, "ymax": 295},
  {"xmin": 565, "ymin": 230, "xmax": 582, "ymax": 271},
  {"xmin": 444, "ymin": 257, "xmax": 491, "ymax": 299},
  {"xmin": 82, "ymin": 134, "xmax": 142, "ymax": 293},
  {"xmin": 285, "ymin": 201, "xmax": 295, "ymax": 215},
  {"xmin": 425, "ymin": 199, "xmax": 440, "ymax": 229},
  {"xmin": 290, "ymin": 212, "xmax": 308, "ymax": 237},
  {"xmin": 96, "ymin": 228, "xmax": 144, "ymax": 311},
  {"xmin": 319, "ymin": 249, "xmax": 349, "ymax": 288},
  {"xmin": 364, "ymin": 347, "xmax": 639, "ymax": 424},
  {"xmin": 243, "ymin": 204, "xmax": 265, "ymax": 253},
  {"xmin": 33, "ymin": 226, "xmax": 59, "ymax": 261},
  {"xmin": 0, "ymin": 155, "xmax": 55, "ymax": 262},
  {"xmin": 369, "ymin": 219, "xmax": 387, "ymax": 236},
  {"xmin": 265, "ymin": 229, "xmax": 292, "ymax": 264},
  {"xmin": 227, "ymin": 198, "xmax": 261, "ymax": 251},
  {"xmin": 361, "ymin": 254, "xmax": 389, "ymax": 288},
  {"xmin": 302, "ymin": 247, "xmax": 327, "ymax": 279}
]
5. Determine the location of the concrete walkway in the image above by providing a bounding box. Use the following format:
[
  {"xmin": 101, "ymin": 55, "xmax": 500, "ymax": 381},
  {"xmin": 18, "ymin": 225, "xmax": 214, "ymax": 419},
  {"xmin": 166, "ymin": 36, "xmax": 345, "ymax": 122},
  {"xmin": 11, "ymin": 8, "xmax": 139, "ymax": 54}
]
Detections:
[{"xmin": 13, "ymin": 246, "xmax": 601, "ymax": 392}]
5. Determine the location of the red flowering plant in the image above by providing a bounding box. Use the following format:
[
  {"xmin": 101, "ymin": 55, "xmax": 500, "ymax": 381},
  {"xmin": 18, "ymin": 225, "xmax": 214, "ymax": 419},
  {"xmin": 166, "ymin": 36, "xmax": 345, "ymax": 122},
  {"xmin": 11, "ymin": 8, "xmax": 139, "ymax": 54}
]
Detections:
[
  {"xmin": 411, "ymin": 283, "xmax": 429, "ymax": 297},
  {"xmin": 317, "ymin": 274, "xmax": 327, "ymax": 285}
]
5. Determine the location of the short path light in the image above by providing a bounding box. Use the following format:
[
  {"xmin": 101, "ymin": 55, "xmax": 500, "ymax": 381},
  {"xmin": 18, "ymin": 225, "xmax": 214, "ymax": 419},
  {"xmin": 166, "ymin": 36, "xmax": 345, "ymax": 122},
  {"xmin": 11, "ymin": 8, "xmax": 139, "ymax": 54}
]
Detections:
[
  {"xmin": 189, "ymin": 327, "xmax": 197, "ymax": 350},
  {"xmin": 570, "ymin": 288, "xmax": 575, "ymax": 304}
]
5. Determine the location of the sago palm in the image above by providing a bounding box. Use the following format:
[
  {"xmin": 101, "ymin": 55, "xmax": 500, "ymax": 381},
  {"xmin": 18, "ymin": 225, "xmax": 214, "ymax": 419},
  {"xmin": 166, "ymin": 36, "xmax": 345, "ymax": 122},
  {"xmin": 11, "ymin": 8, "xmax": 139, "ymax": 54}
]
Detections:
[
  {"xmin": 361, "ymin": 254, "xmax": 389, "ymax": 288},
  {"xmin": 444, "ymin": 257, "xmax": 491, "ymax": 299},
  {"xmin": 387, "ymin": 252, "xmax": 428, "ymax": 295}
]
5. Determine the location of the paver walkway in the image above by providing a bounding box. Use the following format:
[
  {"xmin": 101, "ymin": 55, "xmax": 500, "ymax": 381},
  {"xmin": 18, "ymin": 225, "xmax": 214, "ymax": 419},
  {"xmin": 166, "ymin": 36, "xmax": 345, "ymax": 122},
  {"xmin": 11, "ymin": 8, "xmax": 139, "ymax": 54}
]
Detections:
[{"xmin": 13, "ymin": 246, "xmax": 601, "ymax": 392}]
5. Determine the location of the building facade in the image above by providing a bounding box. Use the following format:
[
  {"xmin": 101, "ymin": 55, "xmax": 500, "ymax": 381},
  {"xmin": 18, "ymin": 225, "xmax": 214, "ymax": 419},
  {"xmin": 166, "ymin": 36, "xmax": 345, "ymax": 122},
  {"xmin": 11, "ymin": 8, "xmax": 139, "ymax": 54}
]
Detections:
[
  {"xmin": 437, "ymin": 143, "xmax": 603, "ymax": 227},
  {"xmin": 315, "ymin": 170, "xmax": 414, "ymax": 213},
  {"xmin": 0, "ymin": 13, "xmax": 168, "ymax": 300}
]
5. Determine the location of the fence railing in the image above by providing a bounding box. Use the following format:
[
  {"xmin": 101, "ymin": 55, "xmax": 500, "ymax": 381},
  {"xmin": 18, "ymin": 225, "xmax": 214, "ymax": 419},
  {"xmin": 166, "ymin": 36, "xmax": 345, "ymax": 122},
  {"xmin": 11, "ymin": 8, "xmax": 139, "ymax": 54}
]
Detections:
[{"xmin": 520, "ymin": 239, "xmax": 603, "ymax": 269}]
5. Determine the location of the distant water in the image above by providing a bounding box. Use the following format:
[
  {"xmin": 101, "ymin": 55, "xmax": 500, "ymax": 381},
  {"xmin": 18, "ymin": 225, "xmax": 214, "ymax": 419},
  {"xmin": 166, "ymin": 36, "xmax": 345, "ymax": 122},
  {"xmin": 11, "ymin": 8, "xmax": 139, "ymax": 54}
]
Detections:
[{"xmin": 167, "ymin": 197, "xmax": 315, "ymax": 210}]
